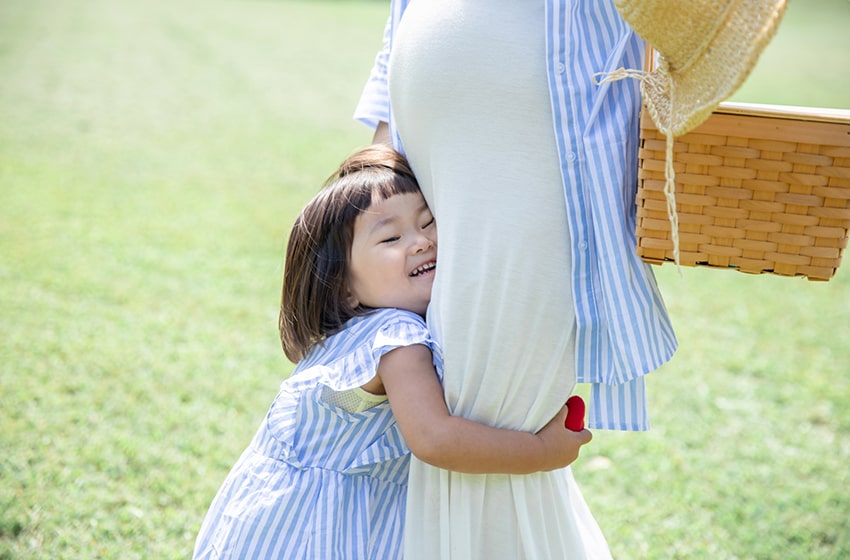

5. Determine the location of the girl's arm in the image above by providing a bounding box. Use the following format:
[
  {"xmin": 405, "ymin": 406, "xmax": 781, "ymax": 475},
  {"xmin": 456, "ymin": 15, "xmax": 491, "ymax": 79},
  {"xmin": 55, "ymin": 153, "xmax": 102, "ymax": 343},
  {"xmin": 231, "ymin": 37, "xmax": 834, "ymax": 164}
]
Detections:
[{"xmin": 376, "ymin": 344, "xmax": 592, "ymax": 474}]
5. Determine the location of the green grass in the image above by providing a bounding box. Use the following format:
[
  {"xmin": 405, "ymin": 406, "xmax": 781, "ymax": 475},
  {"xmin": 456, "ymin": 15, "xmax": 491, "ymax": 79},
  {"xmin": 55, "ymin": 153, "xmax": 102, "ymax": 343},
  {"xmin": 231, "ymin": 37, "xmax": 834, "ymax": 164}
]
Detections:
[
  {"xmin": 1, "ymin": 0, "xmax": 848, "ymax": 558},
  {"xmin": 730, "ymin": 0, "xmax": 850, "ymax": 109}
]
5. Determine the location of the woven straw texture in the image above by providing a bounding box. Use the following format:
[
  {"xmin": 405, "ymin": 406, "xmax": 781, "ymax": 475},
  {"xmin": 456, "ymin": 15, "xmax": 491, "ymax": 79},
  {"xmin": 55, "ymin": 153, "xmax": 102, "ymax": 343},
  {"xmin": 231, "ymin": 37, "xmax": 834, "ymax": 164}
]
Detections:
[
  {"xmin": 615, "ymin": 0, "xmax": 787, "ymax": 137},
  {"xmin": 637, "ymin": 107, "xmax": 850, "ymax": 281}
]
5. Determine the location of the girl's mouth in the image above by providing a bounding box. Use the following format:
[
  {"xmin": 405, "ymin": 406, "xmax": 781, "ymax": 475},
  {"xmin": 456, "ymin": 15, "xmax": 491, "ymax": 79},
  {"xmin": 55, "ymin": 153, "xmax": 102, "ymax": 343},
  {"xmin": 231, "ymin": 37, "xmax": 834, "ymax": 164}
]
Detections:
[{"xmin": 410, "ymin": 262, "xmax": 436, "ymax": 277}]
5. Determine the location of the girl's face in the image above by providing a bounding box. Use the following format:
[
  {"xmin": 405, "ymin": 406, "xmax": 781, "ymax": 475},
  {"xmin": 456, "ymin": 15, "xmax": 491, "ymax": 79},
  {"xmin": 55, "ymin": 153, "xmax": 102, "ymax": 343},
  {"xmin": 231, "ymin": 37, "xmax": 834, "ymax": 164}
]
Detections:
[{"xmin": 348, "ymin": 192, "xmax": 437, "ymax": 316}]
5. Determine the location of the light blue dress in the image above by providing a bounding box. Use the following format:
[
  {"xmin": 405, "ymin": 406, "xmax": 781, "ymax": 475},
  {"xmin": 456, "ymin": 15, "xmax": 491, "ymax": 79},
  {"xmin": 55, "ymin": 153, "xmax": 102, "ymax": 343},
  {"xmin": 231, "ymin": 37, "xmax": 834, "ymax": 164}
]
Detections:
[{"xmin": 192, "ymin": 309, "xmax": 439, "ymax": 559}]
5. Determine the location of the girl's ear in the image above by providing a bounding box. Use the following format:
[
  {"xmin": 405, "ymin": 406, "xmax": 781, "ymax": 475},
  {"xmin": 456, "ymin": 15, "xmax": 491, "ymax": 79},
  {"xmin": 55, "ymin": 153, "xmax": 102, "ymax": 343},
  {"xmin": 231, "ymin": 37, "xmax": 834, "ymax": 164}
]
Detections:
[{"xmin": 343, "ymin": 283, "xmax": 359, "ymax": 309}]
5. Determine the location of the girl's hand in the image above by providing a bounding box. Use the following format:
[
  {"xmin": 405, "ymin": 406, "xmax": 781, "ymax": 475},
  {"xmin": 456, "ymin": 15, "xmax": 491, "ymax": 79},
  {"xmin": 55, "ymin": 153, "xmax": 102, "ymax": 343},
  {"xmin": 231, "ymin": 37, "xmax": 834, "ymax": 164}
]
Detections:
[{"xmin": 535, "ymin": 405, "xmax": 593, "ymax": 471}]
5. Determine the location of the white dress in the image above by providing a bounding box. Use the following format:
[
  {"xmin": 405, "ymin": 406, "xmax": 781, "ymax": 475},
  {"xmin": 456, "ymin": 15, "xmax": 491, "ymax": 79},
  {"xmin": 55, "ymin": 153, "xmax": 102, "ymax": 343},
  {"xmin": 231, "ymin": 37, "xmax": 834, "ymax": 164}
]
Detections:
[{"xmin": 389, "ymin": 0, "xmax": 611, "ymax": 558}]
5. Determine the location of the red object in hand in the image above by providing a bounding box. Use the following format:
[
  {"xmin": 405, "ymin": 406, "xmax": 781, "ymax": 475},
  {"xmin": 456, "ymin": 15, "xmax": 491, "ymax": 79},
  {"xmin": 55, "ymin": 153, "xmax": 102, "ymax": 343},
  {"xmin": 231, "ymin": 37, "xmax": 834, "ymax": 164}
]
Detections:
[{"xmin": 564, "ymin": 395, "xmax": 586, "ymax": 431}]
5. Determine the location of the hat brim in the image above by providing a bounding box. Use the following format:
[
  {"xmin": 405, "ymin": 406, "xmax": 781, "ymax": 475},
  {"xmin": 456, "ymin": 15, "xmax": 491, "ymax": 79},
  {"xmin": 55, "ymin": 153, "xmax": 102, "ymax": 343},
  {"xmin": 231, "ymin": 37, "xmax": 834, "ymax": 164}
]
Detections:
[{"xmin": 642, "ymin": 0, "xmax": 788, "ymax": 137}]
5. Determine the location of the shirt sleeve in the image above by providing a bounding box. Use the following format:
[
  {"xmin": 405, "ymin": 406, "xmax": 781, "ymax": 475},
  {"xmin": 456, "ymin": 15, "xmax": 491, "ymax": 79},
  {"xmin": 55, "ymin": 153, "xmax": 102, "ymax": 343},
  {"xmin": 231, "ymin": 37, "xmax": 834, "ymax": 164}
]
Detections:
[
  {"xmin": 320, "ymin": 309, "xmax": 437, "ymax": 392},
  {"xmin": 370, "ymin": 311, "xmax": 437, "ymax": 368},
  {"xmin": 588, "ymin": 377, "xmax": 650, "ymax": 431}
]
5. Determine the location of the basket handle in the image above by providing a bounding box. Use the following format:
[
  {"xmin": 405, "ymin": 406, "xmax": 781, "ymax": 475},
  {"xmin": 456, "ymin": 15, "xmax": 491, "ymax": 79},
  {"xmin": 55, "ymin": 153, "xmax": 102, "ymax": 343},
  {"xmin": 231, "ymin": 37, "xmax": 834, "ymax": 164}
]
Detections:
[{"xmin": 643, "ymin": 45, "xmax": 656, "ymax": 72}]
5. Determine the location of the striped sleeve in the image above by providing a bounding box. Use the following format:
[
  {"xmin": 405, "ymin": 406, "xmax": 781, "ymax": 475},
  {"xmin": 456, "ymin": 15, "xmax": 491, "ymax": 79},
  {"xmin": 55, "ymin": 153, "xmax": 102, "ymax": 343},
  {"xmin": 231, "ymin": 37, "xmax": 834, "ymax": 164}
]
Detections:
[
  {"xmin": 353, "ymin": 13, "xmax": 392, "ymax": 129},
  {"xmin": 354, "ymin": 0, "xmax": 410, "ymax": 129},
  {"xmin": 589, "ymin": 376, "xmax": 650, "ymax": 431},
  {"xmin": 304, "ymin": 309, "xmax": 436, "ymax": 392}
]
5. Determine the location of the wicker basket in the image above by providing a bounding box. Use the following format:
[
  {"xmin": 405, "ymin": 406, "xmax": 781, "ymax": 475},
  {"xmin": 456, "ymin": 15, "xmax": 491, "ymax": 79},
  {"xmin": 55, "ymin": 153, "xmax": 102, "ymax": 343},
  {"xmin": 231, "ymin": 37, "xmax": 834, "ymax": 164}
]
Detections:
[{"xmin": 636, "ymin": 102, "xmax": 850, "ymax": 281}]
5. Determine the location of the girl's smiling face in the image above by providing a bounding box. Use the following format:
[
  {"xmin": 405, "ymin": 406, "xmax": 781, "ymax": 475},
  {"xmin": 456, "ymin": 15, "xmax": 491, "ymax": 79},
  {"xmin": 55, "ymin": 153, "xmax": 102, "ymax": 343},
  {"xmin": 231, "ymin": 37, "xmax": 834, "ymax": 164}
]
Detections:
[{"xmin": 347, "ymin": 192, "xmax": 437, "ymax": 316}]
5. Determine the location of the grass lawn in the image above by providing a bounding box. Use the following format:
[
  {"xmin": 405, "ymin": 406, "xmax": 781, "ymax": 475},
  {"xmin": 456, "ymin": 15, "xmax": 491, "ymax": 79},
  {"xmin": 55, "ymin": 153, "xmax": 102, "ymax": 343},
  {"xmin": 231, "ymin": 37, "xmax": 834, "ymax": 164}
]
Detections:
[{"xmin": 1, "ymin": 0, "xmax": 848, "ymax": 558}]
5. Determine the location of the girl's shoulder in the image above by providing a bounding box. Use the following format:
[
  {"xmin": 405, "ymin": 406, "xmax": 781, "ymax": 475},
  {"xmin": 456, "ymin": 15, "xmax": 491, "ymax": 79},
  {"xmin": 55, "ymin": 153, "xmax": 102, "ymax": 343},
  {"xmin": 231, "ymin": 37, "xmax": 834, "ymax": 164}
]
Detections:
[
  {"xmin": 320, "ymin": 308, "xmax": 428, "ymax": 356},
  {"xmin": 357, "ymin": 307, "xmax": 428, "ymax": 341},
  {"xmin": 354, "ymin": 307, "xmax": 427, "ymax": 330},
  {"xmin": 336, "ymin": 307, "xmax": 428, "ymax": 345},
  {"xmin": 292, "ymin": 308, "xmax": 436, "ymax": 390}
]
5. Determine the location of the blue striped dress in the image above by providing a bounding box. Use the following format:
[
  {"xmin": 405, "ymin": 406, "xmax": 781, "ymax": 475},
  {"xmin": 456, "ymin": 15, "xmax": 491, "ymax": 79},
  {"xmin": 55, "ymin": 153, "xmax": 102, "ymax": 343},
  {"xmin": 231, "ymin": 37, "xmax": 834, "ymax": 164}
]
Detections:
[{"xmin": 192, "ymin": 309, "xmax": 438, "ymax": 559}]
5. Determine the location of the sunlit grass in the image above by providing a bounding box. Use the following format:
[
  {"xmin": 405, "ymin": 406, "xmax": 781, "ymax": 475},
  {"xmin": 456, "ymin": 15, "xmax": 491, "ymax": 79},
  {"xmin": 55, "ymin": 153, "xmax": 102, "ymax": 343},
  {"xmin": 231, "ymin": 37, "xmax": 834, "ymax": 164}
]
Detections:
[{"xmin": 1, "ymin": 0, "xmax": 848, "ymax": 558}]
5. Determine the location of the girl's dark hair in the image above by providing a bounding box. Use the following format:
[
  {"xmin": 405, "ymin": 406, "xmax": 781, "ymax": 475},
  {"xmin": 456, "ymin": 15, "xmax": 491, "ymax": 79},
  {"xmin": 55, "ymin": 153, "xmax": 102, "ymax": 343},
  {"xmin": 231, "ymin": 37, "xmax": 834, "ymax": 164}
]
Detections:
[{"xmin": 279, "ymin": 144, "xmax": 421, "ymax": 362}]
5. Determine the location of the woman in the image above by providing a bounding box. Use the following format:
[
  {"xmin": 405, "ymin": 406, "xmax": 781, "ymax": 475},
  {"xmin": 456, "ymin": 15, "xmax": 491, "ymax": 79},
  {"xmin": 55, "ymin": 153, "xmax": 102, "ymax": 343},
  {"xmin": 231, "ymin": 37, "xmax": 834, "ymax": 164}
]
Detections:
[{"xmin": 356, "ymin": 1, "xmax": 677, "ymax": 557}]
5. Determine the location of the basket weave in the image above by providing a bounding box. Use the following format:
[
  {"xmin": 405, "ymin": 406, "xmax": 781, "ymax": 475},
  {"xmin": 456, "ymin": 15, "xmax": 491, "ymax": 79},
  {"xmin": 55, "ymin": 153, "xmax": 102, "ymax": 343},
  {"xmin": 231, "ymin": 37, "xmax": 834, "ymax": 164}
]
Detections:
[{"xmin": 636, "ymin": 103, "xmax": 850, "ymax": 281}]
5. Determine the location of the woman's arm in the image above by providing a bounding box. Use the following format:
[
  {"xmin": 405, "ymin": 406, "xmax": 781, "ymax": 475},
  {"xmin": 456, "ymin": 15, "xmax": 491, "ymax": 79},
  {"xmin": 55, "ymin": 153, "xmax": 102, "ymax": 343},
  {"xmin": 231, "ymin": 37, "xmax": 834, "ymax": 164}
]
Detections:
[
  {"xmin": 376, "ymin": 345, "xmax": 592, "ymax": 474},
  {"xmin": 354, "ymin": 8, "xmax": 395, "ymax": 130},
  {"xmin": 372, "ymin": 121, "xmax": 391, "ymax": 145}
]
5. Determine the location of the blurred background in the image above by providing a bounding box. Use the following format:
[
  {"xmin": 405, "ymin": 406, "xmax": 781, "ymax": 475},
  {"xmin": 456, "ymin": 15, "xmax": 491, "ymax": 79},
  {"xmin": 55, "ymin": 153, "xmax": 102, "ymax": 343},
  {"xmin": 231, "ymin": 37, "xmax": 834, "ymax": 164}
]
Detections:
[{"xmin": 1, "ymin": 0, "xmax": 848, "ymax": 558}]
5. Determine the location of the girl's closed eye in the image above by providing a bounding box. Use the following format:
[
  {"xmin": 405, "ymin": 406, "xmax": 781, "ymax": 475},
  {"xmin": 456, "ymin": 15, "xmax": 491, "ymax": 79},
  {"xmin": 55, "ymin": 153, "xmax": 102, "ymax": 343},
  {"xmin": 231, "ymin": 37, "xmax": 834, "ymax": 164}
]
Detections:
[
  {"xmin": 421, "ymin": 217, "xmax": 435, "ymax": 230},
  {"xmin": 381, "ymin": 235, "xmax": 400, "ymax": 244}
]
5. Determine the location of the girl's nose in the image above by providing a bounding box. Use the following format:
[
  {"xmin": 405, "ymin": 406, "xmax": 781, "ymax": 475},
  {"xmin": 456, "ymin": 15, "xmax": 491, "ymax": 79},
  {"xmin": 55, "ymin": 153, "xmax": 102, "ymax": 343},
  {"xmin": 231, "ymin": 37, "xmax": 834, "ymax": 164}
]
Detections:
[{"xmin": 412, "ymin": 232, "xmax": 435, "ymax": 253}]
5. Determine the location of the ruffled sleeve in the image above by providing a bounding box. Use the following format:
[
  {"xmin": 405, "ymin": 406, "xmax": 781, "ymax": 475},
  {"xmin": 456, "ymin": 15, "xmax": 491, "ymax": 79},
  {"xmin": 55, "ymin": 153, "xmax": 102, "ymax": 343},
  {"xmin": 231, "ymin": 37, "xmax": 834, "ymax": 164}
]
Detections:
[{"xmin": 300, "ymin": 308, "xmax": 441, "ymax": 393}]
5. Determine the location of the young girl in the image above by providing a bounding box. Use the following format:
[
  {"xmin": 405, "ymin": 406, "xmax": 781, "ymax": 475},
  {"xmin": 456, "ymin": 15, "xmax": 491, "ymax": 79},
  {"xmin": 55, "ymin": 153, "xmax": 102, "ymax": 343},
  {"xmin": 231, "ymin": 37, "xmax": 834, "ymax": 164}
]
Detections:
[{"xmin": 192, "ymin": 145, "xmax": 591, "ymax": 559}]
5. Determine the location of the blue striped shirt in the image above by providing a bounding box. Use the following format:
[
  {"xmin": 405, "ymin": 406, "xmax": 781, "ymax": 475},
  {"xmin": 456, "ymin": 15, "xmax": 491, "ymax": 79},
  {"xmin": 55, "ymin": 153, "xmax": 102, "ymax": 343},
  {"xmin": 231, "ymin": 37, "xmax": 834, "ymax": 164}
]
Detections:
[
  {"xmin": 193, "ymin": 309, "xmax": 439, "ymax": 559},
  {"xmin": 355, "ymin": 0, "xmax": 677, "ymax": 431}
]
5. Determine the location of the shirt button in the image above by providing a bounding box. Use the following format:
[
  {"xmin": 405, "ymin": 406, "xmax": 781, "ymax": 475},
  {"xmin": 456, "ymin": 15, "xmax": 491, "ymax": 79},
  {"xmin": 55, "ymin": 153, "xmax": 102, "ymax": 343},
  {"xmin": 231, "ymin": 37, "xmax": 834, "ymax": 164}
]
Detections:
[
  {"xmin": 557, "ymin": 63, "xmax": 566, "ymax": 74},
  {"xmin": 567, "ymin": 152, "xmax": 577, "ymax": 162},
  {"xmin": 578, "ymin": 241, "xmax": 588, "ymax": 250}
]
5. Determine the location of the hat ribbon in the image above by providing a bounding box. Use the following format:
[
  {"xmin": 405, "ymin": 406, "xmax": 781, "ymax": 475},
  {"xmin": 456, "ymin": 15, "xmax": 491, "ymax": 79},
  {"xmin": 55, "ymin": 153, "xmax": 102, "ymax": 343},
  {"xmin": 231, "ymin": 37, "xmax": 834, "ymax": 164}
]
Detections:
[{"xmin": 594, "ymin": 68, "xmax": 682, "ymax": 273}]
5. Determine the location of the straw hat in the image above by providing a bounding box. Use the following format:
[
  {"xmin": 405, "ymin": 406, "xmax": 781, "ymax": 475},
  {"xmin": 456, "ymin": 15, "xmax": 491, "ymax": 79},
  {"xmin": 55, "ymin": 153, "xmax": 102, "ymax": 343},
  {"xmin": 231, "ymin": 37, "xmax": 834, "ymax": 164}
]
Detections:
[{"xmin": 615, "ymin": 0, "xmax": 788, "ymax": 136}]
